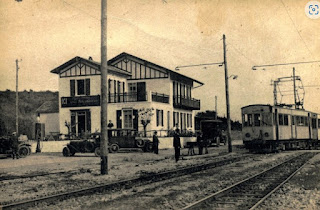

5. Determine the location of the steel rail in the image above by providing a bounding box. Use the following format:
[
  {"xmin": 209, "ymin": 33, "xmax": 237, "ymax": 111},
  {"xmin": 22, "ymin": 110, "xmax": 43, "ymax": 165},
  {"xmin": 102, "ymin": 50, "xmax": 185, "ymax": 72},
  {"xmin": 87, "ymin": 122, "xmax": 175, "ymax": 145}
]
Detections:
[
  {"xmin": 182, "ymin": 152, "xmax": 318, "ymax": 210},
  {"xmin": 1, "ymin": 154, "xmax": 253, "ymax": 209},
  {"xmin": 249, "ymin": 155, "xmax": 313, "ymax": 209}
]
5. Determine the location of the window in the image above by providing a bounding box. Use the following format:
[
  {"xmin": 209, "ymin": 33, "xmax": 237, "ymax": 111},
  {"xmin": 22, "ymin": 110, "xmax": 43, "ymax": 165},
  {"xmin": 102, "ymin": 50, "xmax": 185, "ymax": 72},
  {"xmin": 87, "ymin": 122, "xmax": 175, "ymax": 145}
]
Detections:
[
  {"xmin": 156, "ymin": 110, "xmax": 163, "ymax": 127},
  {"xmin": 243, "ymin": 114, "xmax": 253, "ymax": 127},
  {"xmin": 77, "ymin": 80, "xmax": 85, "ymax": 95},
  {"xmin": 262, "ymin": 113, "xmax": 272, "ymax": 126},
  {"xmin": 123, "ymin": 110, "xmax": 133, "ymax": 128},
  {"xmin": 254, "ymin": 114, "xmax": 261, "ymax": 126},
  {"xmin": 292, "ymin": 116, "xmax": 295, "ymax": 125},
  {"xmin": 312, "ymin": 118, "xmax": 317, "ymax": 129},
  {"xmin": 284, "ymin": 115, "xmax": 288, "ymax": 126},
  {"xmin": 279, "ymin": 114, "xmax": 284, "ymax": 125},
  {"xmin": 75, "ymin": 79, "xmax": 90, "ymax": 96}
]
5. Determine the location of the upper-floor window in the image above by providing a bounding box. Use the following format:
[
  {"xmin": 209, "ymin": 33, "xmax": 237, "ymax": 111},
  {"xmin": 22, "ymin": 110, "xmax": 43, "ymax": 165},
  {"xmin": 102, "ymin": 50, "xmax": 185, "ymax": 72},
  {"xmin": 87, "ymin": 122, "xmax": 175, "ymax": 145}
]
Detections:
[{"xmin": 70, "ymin": 79, "xmax": 90, "ymax": 96}]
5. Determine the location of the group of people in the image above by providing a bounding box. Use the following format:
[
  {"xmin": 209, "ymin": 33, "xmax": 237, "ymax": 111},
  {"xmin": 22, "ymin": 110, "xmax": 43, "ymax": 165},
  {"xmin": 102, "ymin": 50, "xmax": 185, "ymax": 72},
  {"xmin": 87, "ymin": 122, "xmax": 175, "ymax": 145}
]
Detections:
[{"xmin": 152, "ymin": 128, "xmax": 181, "ymax": 162}]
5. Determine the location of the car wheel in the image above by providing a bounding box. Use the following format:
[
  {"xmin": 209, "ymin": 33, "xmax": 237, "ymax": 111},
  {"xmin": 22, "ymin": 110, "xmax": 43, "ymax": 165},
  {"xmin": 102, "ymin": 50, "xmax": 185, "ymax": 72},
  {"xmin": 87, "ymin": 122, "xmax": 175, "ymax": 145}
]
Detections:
[
  {"xmin": 18, "ymin": 146, "xmax": 29, "ymax": 158},
  {"xmin": 144, "ymin": 142, "xmax": 153, "ymax": 152},
  {"xmin": 94, "ymin": 147, "xmax": 101, "ymax": 157},
  {"xmin": 109, "ymin": 144, "xmax": 119, "ymax": 153},
  {"xmin": 63, "ymin": 147, "xmax": 71, "ymax": 157},
  {"xmin": 84, "ymin": 141, "xmax": 95, "ymax": 152},
  {"xmin": 135, "ymin": 139, "xmax": 145, "ymax": 148}
]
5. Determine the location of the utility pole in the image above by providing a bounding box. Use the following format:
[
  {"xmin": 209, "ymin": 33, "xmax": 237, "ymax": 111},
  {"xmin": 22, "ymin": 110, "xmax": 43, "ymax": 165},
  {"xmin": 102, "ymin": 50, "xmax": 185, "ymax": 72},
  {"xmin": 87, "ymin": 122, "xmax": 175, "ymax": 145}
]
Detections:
[
  {"xmin": 100, "ymin": 0, "xmax": 108, "ymax": 175},
  {"xmin": 15, "ymin": 59, "xmax": 21, "ymax": 136},
  {"xmin": 223, "ymin": 34, "xmax": 232, "ymax": 153},
  {"xmin": 293, "ymin": 67, "xmax": 297, "ymax": 109}
]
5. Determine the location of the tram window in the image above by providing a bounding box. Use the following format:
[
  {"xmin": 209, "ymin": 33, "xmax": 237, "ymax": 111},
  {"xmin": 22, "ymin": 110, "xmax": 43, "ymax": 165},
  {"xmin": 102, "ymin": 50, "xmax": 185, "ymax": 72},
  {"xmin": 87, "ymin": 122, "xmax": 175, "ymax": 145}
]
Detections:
[
  {"xmin": 291, "ymin": 116, "xmax": 295, "ymax": 125},
  {"xmin": 254, "ymin": 114, "xmax": 261, "ymax": 126},
  {"xmin": 284, "ymin": 115, "xmax": 288, "ymax": 126},
  {"xmin": 262, "ymin": 113, "xmax": 272, "ymax": 126},
  {"xmin": 312, "ymin": 118, "xmax": 317, "ymax": 129},
  {"xmin": 318, "ymin": 119, "xmax": 320, "ymax": 128},
  {"xmin": 243, "ymin": 114, "xmax": 253, "ymax": 126},
  {"xmin": 304, "ymin": 117, "xmax": 309, "ymax": 126},
  {"xmin": 248, "ymin": 114, "xmax": 253, "ymax": 126},
  {"xmin": 279, "ymin": 114, "xmax": 284, "ymax": 125}
]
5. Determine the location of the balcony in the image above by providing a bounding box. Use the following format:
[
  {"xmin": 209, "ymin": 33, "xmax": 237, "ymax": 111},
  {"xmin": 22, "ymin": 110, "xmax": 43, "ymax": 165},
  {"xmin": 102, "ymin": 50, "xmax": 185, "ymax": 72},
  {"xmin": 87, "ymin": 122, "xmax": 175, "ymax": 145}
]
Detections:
[
  {"xmin": 108, "ymin": 92, "xmax": 147, "ymax": 103},
  {"xmin": 152, "ymin": 92, "xmax": 169, "ymax": 104},
  {"xmin": 173, "ymin": 95, "xmax": 200, "ymax": 110}
]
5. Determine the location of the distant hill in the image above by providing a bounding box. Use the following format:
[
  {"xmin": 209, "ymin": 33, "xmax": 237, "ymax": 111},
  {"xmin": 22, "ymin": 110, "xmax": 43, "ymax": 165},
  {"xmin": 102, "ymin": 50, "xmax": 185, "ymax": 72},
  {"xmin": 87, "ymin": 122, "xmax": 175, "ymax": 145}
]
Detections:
[{"xmin": 0, "ymin": 90, "xmax": 58, "ymax": 138}]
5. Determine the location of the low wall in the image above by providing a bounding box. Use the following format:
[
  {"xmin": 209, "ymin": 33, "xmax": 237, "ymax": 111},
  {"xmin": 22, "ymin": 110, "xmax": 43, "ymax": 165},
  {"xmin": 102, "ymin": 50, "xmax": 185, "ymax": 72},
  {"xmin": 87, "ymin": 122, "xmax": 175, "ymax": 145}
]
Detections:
[
  {"xmin": 27, "ymin": 137, "xmax": 198, "ymax": 153},
  {"xmin": 28, "ymin": 140, "xmax": 70, "ymax": 153}
]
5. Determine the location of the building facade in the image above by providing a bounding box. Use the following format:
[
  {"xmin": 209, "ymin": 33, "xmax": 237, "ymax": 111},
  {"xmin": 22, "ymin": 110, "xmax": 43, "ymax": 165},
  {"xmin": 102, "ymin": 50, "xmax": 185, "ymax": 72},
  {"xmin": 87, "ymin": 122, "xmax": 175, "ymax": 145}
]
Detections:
[{"xmin": 51, "ymin": 52, "xmax": 203, "ymax": 137}]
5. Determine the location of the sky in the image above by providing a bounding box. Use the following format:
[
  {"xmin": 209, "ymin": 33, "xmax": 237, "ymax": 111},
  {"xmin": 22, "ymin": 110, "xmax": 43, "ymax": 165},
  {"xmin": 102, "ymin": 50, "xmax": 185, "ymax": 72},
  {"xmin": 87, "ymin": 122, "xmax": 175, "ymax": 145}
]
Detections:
[{"xmin": 0, "ymin": 0, "xmax": 319, "ymax": 121}]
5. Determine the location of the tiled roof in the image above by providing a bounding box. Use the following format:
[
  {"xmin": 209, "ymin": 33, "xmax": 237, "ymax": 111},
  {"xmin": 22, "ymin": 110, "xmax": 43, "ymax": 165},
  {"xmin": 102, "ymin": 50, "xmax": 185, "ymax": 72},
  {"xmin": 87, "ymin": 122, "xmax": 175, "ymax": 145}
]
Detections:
[{"xmin": 36, "ymin": 100, "xmax": 59, "ymax": 113}]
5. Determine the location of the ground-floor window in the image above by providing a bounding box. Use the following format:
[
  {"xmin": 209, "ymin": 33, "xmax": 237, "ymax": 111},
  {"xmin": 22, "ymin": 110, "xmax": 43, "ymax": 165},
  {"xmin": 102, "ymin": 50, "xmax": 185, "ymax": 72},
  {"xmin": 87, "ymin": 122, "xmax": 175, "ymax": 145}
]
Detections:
[
  {"xmin": 123, "ymin": 109, "xmax": 133, "ymax": 128},
  {"xmin": 70, "ymin": 109, "xmax": 91, "ymax": 137},
  {"xmin": 156, "ymin": 109, "xmax": 164, "ymax": 127}
]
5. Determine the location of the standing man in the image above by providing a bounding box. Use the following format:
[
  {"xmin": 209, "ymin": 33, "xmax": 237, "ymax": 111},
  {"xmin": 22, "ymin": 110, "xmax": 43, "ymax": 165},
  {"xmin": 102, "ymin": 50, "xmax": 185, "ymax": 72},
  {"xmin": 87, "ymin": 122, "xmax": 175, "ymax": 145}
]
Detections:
[
  {"xmin": 11, "ymin": 132, "xmax": 19, "ymax": 159},
  {"xmin": 107, "ymin": 120, "xmax": 114, "ymax": 138},
  {"xmin": 173, "ymin": 129, "xmax": 181, "ymax": 162},
  {"xmin": 152, "ymin": 131, "xmax": 159, "ymax": 154},
  {"xmin": 197, "ymin": 132, "xmax": 204, "ymax": 155}
]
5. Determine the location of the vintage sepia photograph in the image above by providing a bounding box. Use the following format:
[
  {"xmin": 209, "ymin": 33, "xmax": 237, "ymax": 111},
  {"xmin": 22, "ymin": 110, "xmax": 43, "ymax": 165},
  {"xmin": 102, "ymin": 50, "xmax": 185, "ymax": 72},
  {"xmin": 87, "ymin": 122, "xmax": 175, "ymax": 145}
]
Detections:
[{"xmin": 0, "ymin": 0, "xmax": 319, "ymax": 209}]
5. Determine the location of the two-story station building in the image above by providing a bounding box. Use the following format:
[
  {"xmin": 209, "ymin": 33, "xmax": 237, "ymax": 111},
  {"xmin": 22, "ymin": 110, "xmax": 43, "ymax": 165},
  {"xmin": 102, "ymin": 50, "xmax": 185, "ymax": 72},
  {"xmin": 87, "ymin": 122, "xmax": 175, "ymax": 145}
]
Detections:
[{"xmin": 50, "ymin": 52, "xmax": 203, "ymax": 137}]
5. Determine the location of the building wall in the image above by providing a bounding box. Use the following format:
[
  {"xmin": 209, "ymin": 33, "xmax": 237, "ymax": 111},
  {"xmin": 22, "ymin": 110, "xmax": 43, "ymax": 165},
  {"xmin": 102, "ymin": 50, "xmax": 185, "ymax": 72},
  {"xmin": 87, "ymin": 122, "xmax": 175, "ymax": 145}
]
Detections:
[{"xmin": 39, "ymin": 113, "xmax": 59, "ymax": 136}]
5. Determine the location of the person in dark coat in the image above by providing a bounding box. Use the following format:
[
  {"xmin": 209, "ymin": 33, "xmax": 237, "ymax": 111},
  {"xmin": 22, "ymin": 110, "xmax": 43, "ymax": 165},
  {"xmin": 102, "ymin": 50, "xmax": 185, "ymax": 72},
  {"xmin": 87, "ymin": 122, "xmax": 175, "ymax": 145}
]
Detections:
[
  {"xmin": 173, "ymin": 129, "xmax": 181, "ymax": 162},
  {"xmin": 107, "ymin": 120, "xmax": 114, "ymax": 138},
  {"xmin": 11, "ymin": 132, "xmax": 19, "ymax": 159},
  {"xmin": 153, "ymin": 131, "xmax": 159, "ymax": 154},
  {"xmin": 197, "ymin": 132, "xmax": 204, "ymax": 155}
]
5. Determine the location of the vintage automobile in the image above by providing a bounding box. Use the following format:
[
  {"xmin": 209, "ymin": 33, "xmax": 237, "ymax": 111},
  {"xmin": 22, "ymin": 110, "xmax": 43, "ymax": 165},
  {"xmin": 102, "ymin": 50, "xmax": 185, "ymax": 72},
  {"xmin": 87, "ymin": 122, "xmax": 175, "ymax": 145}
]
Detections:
[
  {"xmin": 200, "ymin": 120, "xmax": 227, "ymax": 146},
  {"xmin": 62, "ymin": 129, "xmax": 153, "ymax": 157},
  {"xmin": 0, "ymin": 136, "xmax": 32, "ymax": 158}
]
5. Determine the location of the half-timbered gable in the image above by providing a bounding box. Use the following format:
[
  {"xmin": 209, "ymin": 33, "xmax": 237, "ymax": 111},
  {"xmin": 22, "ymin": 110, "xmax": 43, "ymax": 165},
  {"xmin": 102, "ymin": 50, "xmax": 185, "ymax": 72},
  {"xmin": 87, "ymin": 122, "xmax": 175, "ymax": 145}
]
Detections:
[{"xmin": 108, "ymin": 53, "xmax": 169, "ymax": 80}]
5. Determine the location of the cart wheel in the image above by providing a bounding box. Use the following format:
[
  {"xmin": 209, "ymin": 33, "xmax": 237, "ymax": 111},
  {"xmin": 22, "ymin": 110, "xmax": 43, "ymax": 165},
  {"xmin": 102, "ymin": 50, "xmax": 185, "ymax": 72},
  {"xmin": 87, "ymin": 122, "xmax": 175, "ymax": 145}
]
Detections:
[
  {"xmin": 94, "ymin": 147, "xmax": 101, "ymax": 157},
  {"xmin": 109, "ymin": 144, "xmax": 119, "ymax": 153},
  {"xmin": 18, "ymin": 146, "xmax": 29, "ymax": 158},
  {"xmin": 135, "ymin": 139, "xmax": 145, "ymax": 148},
  {"xmin": 63, "ymin": 147, "xmax": 71, "ymax": 157}
]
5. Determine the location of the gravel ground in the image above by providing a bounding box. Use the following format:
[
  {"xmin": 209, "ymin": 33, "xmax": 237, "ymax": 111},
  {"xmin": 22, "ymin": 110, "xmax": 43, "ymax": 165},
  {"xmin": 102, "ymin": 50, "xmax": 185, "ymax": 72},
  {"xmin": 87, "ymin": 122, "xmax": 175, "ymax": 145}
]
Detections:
[
  {"xmin": 1, "ymin": 146, "xmax": 319, "ymax": 209},
  {"xmin": 257, "ymin": 152, "xmax": 320, "ymax": 210},
  {"xmin": 0, "ymin": 146, "xmax": 243, "ymax": 205}
]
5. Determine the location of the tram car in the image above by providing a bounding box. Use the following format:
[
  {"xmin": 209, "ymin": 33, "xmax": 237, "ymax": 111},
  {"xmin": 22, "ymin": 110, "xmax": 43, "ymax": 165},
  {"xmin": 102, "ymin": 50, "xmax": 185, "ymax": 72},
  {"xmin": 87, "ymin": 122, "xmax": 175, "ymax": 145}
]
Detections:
[{"xmin": 241, "ymin": 104, "xmax": 319, "ymax": 152}]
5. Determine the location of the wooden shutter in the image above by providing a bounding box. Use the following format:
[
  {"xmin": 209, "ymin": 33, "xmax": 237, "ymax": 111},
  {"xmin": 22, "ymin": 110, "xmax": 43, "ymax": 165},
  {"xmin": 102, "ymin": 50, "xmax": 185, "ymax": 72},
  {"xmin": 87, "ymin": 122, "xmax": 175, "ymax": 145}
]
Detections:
[
  {"xmin": 116, "ymin": 110, "xmax": 122, "ymax": 128},
  {"xmin": 137, "ymin": 82, "xmax": 146, "ymax": 101},
  {"xmin": 70, "ymin": 80, "xmax": 75, "ymax": 96},
  {"xmin": 85, "ymin": 79, "xmax": 90, "ymax": 95},
  {"xmin": 86, "ymin": 110, "xmax": 91, "ymax": 133},
  {"xmin": 133, "ymin": 109, "xmax": 138, "ymax": 130},
  {"xmin": 161, "ymin": 110, "xmax": 164, "ymax": 126}
]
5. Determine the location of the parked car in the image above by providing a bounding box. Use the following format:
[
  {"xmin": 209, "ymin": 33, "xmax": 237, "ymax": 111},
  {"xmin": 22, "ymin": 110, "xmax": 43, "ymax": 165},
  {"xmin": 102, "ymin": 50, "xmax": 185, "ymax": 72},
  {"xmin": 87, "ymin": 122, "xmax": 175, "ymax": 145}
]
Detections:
[
  {"xmin": 200, "ymin": 120, "xmax": 226, "ymax": 146},
  {"xmin": 62, "ymin": 129, "xmax": 153, "ymax": 157},
  {"xmin": 0, "ymin": 136, "xmax": 32, "ymax": 158}
]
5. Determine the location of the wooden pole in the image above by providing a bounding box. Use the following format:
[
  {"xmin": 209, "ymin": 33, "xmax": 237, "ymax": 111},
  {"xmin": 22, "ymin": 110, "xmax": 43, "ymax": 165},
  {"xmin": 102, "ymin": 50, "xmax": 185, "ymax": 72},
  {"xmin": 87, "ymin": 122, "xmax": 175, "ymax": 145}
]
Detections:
[
  {"xmin": 15, "ymin": 59, "xmax": 19, "ymax": 136},
  {"xmin": 223, "ymin": 34, "xmax": 232, "ymax": 153},
  {"xmin": 100, "ymin": 0, "xmax": 108, "ymax": 174}
]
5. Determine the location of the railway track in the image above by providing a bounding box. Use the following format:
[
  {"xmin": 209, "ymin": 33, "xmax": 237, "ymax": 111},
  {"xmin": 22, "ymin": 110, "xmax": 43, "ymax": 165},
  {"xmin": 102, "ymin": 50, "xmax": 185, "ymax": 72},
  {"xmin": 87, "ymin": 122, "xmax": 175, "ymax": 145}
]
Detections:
[
  {"xmin": 1, "ymin": 154, "xmax": 253, "ymax": 209},
  {"xmin": 183, "ymin": 152, "xmax": 318, "ymax": 210}
]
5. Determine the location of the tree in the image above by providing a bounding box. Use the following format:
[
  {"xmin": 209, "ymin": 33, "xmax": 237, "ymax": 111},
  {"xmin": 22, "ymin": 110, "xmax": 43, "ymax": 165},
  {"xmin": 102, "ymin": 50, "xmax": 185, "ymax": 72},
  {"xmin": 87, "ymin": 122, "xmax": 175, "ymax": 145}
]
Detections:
[{"xmin": 138, "ymin": 107, "xmax": 154, "ymax": 137}]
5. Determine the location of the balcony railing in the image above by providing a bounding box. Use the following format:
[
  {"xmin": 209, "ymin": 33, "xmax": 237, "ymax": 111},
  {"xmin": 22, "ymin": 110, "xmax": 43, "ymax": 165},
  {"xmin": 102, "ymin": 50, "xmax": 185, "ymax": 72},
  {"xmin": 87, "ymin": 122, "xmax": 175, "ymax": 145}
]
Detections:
[
  {"xmin": 108, "ymin": 92, "xmax": 147, "ymax": 103},
  {"xmin": 173, "ymin": 95, "xmax": 200, "ymax": 110},
  {"xmin": 152, "ymin": 92, "xmax": 169, "ymax": 103}
]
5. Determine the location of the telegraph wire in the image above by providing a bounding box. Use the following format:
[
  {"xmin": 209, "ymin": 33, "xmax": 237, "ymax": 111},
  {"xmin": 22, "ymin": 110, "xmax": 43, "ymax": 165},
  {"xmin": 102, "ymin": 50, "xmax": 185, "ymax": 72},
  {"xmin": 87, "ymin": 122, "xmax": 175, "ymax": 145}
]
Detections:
[{"xmin": 279, "ymin": 0, "xmax": 315, "ymax": 60}]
